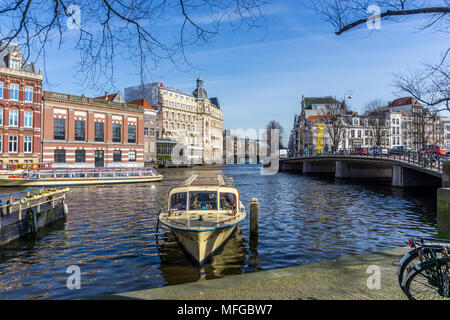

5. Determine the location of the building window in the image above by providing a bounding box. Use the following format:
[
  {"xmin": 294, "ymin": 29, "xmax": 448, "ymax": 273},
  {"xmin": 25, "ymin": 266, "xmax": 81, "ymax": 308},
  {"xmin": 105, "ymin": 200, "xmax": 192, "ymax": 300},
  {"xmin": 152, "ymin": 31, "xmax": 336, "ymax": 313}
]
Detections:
[
  {"xmin": 24, "ymin": 111, "xmax": 33, "ymax": 128},
  {"xmin": 128, "ymin": 150, "xmax": 136, "ymax": 162},
  {"xmin": 25, "ymin": 86, "xmax": 33, "ymax": 102},
  {"xmin": 128, "ymin": 124, "xmax": 136, "ymax": 143},
  {"xmin": 144, "ymin": 127, "xmax": 149, "ymax": 136},
  {"xmin": 10, "ymin": 84, "xmax": 19, "ymax": 101},
  {"xmin": 24, "ymin": 136, "xmax": 32, "ymax": 153},
  {"xmin": 0, "ymin": 82, "xmax": 3, "ymax": 99},
  {"xmin": 75, "ymin": 150, "xmax": 86, "ymax": 163},
  {"xmin": 54, "ymin": 118, "xmax": 65, "ymax": 140},
  {"xmin": 54, "ymin": 149, "xmax": 66, "ymax": 163},
  {"xmin": 9, "ymin": 109, "xmax": 18, "ymax": 127},
  {"xmin": 0, "ymin": 134, "xmax": 2, "ymax": 152},
  {"xmin": 95, "ymin": 122, "xmax": 104, "ymax": 142},
  {"xmin": 0, "ymin": 109, "xmax": 3, "ymax": 125},
  {"xmin": 9, "ymin": 135, "xmax": 18, "ymax": 153},
  {"xmin": 113, "ymin": 150, "xmax": 122, "ymax": 162},
  {"xmin": 11, "ymin": 59, "xmax": 20, "ymax": 70},
  {"xmin": 112, "ymin": 123, "xmax": 121, "ymax": 143},
  {"xmin": 150, "ymin": 128, "xmax": 155, "ymax": 137},
  {"xmin": 75, "ymin": 120, "xmax": 85, "ymax": 141}
]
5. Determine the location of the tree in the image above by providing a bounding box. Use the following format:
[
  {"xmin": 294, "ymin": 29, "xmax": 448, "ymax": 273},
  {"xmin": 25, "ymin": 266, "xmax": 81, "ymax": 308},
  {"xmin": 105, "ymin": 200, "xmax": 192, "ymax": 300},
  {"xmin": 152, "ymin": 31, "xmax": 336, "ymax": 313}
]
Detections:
[
  {"xmin": 309, "ymin": 0, "xmax": 450, "ymax": 111},
  {"xmin": 365, "ymin": 111, "xmax": 390, "ymax": 147},
  {"xmin": 0, "ymin": 0, "xmax": 269, "ymax": 90},
  {"xmin": 363, "ymin": 99, "xmax": 390, "ymax": 147},
  {"xmin": 393, "ymin": 49, "xmax": 450, "ymax": 110},
  {"xmin": 320, "ymin": 103, "xmax": 347, "ymax": 151},
  {"xmin": 411, "ymin": 107, "xmax": 444, "ymax": 149}
]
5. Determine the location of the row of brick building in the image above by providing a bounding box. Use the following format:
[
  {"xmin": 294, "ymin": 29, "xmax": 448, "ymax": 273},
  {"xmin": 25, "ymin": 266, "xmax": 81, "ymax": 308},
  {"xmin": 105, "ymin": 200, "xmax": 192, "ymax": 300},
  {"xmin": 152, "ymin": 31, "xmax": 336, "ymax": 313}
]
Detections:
[
  {"xmin": 0, "ymin": 42, "xmax": 158, "ymax": 168},
  {"xmin": 0, "ymin": 42, "xmax": 224, "ymax": 168}
]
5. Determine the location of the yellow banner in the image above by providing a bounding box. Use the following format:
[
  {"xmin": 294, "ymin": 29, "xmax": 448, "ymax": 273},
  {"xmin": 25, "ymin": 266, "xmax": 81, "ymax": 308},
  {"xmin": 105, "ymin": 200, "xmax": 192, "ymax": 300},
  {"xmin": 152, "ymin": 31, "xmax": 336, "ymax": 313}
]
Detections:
[
  {"xmin": 300, "ymin": 126, "xmax": 303, "ymax": 146},
  {"xmin": 318, "ymin": 124, "xmax": 324, "ymax": 154}
]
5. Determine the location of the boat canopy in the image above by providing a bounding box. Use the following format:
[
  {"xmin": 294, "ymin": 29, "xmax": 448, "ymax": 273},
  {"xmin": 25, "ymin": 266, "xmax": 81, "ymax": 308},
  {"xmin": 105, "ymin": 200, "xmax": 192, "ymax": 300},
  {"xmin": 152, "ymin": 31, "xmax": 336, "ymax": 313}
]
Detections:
[{"xmin": 168, "ymin": 174, "xmax": 239, "ymax": 212}]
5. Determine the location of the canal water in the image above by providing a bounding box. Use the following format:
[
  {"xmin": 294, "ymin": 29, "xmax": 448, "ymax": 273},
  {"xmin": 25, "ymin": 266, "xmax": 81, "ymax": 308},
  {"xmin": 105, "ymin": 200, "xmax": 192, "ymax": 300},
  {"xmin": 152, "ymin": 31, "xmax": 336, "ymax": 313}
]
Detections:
[{"xmin": 0, "ymin": 165, "xmax": 438, "ymax": 299}]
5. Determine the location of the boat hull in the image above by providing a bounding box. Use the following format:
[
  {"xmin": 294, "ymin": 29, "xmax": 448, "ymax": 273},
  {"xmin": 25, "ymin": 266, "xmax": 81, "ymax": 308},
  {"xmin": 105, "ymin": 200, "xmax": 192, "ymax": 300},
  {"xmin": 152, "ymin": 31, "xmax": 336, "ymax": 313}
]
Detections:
[
  {"xmin": 0, "ymin": 175, "xmax": 163, "ymax": 187},
  {"xmin": 171, "ymin": 224, "xmax": 238, "ymax": 264}
]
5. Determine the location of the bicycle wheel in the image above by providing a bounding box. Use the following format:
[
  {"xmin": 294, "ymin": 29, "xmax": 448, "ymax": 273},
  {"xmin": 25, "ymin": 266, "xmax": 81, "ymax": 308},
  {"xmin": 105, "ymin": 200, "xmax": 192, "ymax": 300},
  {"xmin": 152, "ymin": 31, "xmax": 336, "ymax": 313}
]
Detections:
[
  {"xmin": 397, "ymin": 247, "xmax": 442, "ymax": 292},
  {"xmin": 397, "ymin": 249, "xmax": 421, "ymax": 291},
  {"xmin": 403, "ymin": 258, "xmax": 450, "ymax": 300}
]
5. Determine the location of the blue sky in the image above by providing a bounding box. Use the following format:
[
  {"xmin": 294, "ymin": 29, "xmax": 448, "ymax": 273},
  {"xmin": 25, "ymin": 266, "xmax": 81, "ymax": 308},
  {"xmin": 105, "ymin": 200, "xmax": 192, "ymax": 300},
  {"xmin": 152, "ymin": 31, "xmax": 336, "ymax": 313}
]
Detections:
[{"xmin": 41, "ymin": 1, "xmax": 450, "ymax": 144}]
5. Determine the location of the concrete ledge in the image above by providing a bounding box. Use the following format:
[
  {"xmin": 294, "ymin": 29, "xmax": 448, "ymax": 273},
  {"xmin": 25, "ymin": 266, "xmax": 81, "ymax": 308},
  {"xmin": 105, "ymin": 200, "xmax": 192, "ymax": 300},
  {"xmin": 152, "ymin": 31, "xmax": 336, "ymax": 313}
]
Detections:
[
  {"xmin": 0, "ymin": 203, "xmax": 65, "ymax": 246},
  {"xmin": 438, "ymin": 188, "xmax": 450, "ymax": 239},
  {"xmin": 106, "ymin": 247, "xmax": 410, "ymax": 300}
]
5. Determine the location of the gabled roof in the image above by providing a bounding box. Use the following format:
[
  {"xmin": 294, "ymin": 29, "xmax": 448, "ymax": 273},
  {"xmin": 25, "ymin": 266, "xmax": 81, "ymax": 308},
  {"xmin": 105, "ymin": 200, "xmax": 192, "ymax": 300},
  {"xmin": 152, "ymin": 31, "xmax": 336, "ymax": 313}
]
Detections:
[
  {"xmin": 388, "ymin": 97, "xmax": 422, "ymax": 108},
  {"xmin": 306, "ymin": 115, "xmax": 333, "ymax": 123},
  {"xmin": 303, "ymin": 96, "xmax": 341, "ymax": 109},
  {"xmin": 95, "ymin": 91, "xmax": 125, "ymax": 103},
  {"xmin": 128, "ymin": 98, "xmax": 156, "ymax": 110},
  {"xmin": 0, "ymin": 41, "xmax": 36, "ymax": 73}
]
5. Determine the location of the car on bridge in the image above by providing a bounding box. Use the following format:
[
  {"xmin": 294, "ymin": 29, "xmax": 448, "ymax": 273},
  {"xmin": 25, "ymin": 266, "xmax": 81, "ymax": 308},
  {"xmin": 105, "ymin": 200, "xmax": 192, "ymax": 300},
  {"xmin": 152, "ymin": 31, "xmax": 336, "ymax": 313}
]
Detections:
[
  {"xmin": 420, "ymin": 145, "xmax": 448, "ymax": 156},
  {"xmin": 368, "ymin": 146, "xmax": 388, "ymax": 156},
  {"xmin": 350, "ymin": 148, "xmax": 368, "ymax": 155},
  {"xmin": 389, "ymin": 146, "xmax": 412, "ymax": 155}
]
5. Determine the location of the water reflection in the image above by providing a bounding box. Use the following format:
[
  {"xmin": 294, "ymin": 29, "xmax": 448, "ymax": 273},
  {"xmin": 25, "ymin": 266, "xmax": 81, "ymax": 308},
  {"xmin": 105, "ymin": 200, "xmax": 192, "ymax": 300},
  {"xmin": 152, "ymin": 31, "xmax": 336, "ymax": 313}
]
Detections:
[
  {"xmin": 157, "ymin": 227, "xmax": 248, "ymax": 285},
  {"xmin": 0, "ymin": 164, "xmax": 439, "ymax": 299}
]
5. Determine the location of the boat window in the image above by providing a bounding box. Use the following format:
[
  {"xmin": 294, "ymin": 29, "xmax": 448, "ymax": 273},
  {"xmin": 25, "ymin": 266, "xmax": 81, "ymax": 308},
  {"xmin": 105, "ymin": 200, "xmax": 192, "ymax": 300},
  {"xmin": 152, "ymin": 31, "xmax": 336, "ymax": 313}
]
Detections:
[
  {"xmin": 189, "ymin": 191, "xmax": 217, "ymax": 210},
  {"xmin": 220, "ymin": 193, "xmax": 236, "ymax": 211},
  {"xmin": 170, "ymin": 193, "xmax": 187, "ymax": 211}
]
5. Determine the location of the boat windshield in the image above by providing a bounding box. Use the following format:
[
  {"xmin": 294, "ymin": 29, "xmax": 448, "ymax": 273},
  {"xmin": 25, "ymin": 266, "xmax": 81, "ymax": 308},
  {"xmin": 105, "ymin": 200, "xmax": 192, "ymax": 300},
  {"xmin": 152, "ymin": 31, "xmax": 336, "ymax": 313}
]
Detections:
[
  {"xmin": 170, "ymin": 193, "xmax": 187, "ymax": 211},
  {"xmin": 189, "ymin": 191, "xmax": 217, "ymax": 210},
  {"xmin": 220, "ymin": 193, "xmax": 236, "ymax": 210}
]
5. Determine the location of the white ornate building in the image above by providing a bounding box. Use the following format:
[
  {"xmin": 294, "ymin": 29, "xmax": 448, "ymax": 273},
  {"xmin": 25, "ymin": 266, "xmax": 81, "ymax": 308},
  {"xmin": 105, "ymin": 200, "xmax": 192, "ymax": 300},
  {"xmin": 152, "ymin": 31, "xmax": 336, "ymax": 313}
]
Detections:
[{"xmin": 124, "ymin": 77, "xmax": 223, "ymax": 164}]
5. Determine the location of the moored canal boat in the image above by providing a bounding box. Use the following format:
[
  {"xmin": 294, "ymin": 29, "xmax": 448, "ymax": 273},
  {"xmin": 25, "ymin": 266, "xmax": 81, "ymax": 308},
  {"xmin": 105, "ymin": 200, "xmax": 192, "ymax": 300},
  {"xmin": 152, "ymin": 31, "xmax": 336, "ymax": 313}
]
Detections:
[
  {"xmin": 158, "ymin": 174, "xmax": 246, "ymax": 264},
  {"xmin": 0, "ymin": 167, "xmax": 163, "ymax": 187}
]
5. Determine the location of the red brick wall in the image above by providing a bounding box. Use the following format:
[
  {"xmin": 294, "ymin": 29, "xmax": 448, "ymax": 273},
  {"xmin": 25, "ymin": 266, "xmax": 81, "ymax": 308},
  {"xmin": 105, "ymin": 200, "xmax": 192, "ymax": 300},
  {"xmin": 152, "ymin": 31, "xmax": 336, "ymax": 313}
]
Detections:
[
  {"xmin": 0, "ymin": 72, "xmax": 42, "ymax": 163},
  {"xmin": 42, "ymin": 97, "xmax": 145, "ymax": 167}
]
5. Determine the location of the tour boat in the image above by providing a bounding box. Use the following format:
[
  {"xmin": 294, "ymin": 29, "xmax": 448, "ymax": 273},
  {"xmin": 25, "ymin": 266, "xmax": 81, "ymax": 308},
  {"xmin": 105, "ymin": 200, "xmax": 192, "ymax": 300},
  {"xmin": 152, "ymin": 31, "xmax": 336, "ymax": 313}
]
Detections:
[
  {"xmin": 158, "ymin": 174, "xmax": 246, "ymax": 264},
  {"xmin": 0, "ymin": 166, "xmax": 163, "ymax": 187}
]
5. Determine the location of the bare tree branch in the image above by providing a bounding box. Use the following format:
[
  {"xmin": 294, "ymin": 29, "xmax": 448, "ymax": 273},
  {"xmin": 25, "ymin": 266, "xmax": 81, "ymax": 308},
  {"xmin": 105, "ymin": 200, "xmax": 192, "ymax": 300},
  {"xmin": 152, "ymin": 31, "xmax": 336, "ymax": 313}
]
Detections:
[{"xmin": 0, "ymin": 0, "xmax": 269, "ymax": 90}]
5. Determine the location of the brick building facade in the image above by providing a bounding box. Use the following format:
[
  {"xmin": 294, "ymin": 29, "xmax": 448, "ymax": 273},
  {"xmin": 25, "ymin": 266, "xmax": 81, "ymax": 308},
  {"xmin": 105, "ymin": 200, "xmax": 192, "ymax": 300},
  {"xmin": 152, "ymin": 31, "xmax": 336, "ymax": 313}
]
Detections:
[
  {"xmin": 128, "ymin": 98, "xmax": 157, "ymax": 163},
  {"xmin": 0, "ymin": 42, "xmax": 42, "ymax": 164},
  {"xmin": 42, "ymin": 91, "xmax": 145, "ymax": 168}
]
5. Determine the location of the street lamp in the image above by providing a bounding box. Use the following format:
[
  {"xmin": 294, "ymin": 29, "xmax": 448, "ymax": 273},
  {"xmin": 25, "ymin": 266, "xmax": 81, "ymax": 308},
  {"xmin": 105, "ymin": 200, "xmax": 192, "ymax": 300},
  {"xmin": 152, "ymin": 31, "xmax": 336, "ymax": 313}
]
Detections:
[{"xmin": 343, "ymin": 90, "xmax": 353, "ymax": 111}]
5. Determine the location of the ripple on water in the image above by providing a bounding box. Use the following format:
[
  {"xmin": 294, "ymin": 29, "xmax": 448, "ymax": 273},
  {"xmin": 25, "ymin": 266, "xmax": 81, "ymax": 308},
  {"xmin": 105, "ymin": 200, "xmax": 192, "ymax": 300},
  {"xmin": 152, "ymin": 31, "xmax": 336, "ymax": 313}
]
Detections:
[{"xmin": 0, "ymin": 165, "xmax": 438, "ymax": 299}]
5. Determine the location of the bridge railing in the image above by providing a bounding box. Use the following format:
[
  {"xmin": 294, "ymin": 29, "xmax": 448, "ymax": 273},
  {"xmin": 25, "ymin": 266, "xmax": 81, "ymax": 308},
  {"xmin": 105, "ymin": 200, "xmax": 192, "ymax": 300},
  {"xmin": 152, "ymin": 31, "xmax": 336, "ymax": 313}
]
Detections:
[{"xmin": 287, "ymin": 149, "xmax": 449, "ymax": 172}]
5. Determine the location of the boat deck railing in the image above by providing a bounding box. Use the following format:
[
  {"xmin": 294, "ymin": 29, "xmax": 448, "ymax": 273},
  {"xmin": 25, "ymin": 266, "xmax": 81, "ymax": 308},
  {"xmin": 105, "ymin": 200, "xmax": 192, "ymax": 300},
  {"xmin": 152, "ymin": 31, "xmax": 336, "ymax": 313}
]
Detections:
[
  {"xmin": 0, "ymin": 187, "xmax": 69, "ymax": 229},
  {"xmin": 7, "ymin": 167, "xmax": 160, "ymax": 179},
  {"xmin": 162, "ymin": 210, "xmax": 246, "ymax": 230}
]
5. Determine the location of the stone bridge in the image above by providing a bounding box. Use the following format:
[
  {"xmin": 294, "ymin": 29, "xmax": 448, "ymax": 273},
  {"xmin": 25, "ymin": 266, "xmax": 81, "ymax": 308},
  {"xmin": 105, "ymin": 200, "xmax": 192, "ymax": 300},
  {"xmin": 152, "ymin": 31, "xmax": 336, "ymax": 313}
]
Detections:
[{"xmin": 280, "ymin": 155, "xmax": 448, "ymax": 188}]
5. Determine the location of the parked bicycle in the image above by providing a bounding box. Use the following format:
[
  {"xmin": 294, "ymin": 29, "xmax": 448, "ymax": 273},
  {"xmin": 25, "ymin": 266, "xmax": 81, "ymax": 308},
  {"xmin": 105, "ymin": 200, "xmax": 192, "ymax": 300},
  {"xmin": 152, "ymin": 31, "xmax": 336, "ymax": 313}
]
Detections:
[{"xmin": 397, "ymin": 237, "xmax": 450, "ymax": 300}]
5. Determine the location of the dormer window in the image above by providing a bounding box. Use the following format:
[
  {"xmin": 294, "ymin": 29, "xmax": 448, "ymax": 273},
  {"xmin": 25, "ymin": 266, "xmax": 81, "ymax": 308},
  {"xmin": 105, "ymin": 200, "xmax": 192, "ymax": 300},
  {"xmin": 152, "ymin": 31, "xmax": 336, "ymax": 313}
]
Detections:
[{"xmin": 11, "ymin": 59, "xmax": 20, "ymax": 70}]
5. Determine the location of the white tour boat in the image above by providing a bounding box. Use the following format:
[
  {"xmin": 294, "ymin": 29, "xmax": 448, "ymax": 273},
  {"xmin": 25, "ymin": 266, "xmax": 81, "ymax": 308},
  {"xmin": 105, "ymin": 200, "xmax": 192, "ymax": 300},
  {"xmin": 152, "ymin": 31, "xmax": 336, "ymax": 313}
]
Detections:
[{"xmin": 158, "ymin": 174, "xmax": 246, "ymax": 264}]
